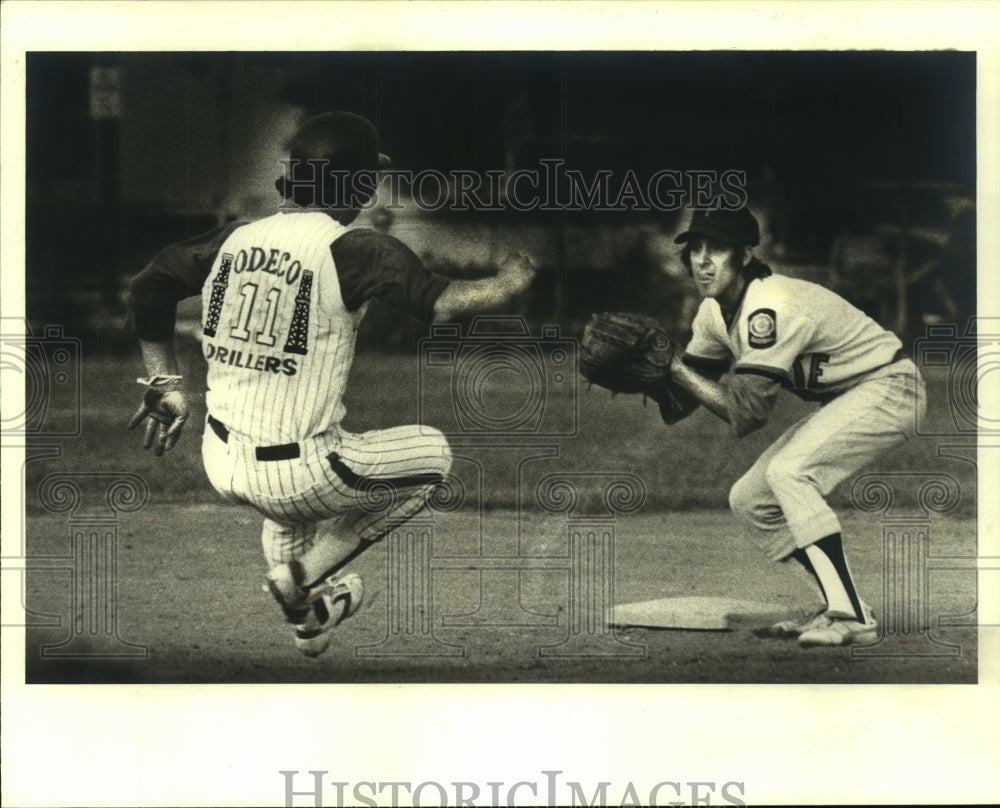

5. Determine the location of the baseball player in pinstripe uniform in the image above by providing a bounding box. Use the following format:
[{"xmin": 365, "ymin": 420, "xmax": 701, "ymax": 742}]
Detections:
[
  {"xmin": 667, "ymin": 205, "xmax": 926, "ymax": 646},
  {"xmin": 127, "ymin": 112, "xmax": 535, "ymax": 656}
]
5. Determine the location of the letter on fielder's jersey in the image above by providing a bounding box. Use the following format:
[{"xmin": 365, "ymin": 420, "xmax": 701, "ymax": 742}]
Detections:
[
  {"xmin": 685, "ymin": 274, "xmax": 902, "ymax": 399},
  {"xmin": 201, "ymin": 211, "xmax": 367, "ymax": 444}
]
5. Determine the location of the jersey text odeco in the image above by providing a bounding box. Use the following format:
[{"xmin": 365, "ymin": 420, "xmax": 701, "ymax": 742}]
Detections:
[{"xmin": 231, "ymin": 246, "xmax": 305, "ymax": 285}]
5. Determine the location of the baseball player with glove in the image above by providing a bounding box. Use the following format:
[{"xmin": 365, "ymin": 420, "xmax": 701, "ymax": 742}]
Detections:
[
  {"xmin": 582, "ymin": 205, "xmax": 926, "ymax": 646},
  {"xmin": 127, "ymin": 111, "xmax": 535, "ymax": 657},
  {"xmin": 579, "ymin": 311, "xmax": 698, "ymax": 425},
  {"xmin": 674, "ymin": 205, "xmax": 926, "ymax": 646}
]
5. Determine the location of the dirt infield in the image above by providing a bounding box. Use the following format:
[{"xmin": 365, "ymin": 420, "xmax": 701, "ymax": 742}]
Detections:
[{"xmin": 25, "ymin": 506, "xmax": 977, "ymax": 684}]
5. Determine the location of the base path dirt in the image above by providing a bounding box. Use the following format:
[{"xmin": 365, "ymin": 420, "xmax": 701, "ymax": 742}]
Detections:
[{"xmin": 23, "ymin": 505, "xmax": 977, "ymax": 685}]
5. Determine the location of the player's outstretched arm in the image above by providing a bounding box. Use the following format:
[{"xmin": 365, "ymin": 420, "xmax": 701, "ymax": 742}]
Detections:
[
  {"xmin": 432, "ymin": 251, "xmax": 536, "ymax": 322},
  {"xmin": 127, "ymin": 339, "xmax": 190, "ymax": 456}
]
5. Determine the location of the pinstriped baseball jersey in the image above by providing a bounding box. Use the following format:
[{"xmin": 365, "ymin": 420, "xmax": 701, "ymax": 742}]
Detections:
[
  {"xmin": 129, "ymin": 205, "xmax": 456, "ymax": 588},
  {"xmin": 685, "ymin": 273, "xmax": 902, "ymax": 399},
  {"xmin": 201, "ymin": 211, "xmax": 366, "ymax": 444}
]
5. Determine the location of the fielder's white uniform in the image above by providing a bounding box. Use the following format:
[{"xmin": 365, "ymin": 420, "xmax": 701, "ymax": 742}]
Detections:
[
  {"xmin": 683, "ymin": 271, "xmax": 927, "ymax": 560},
  {"xmin": 131, "ymin": 210, "xmax": 453, "ymax": 568}
]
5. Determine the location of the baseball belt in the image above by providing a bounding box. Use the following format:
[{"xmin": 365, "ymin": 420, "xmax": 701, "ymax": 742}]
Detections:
[{"xmin": 208, "ymin": 414, "xmax": 301, "ymax": 461}]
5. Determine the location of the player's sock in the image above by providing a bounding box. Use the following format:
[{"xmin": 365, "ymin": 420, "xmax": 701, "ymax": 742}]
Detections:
[
  {"xmin": 788, "ymin": 547, "xmax": 828, "ymax": 602},
  {"xmin": 804, "ymin": 533, "xmax": 865, "ymax": 621}
]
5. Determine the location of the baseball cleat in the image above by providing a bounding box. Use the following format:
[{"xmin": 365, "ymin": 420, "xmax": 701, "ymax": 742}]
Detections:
[
  {"xmin": 756, "ymin": 607, "xmax": 831, "ymax": 639},
  {"xmin": 293, "ymin": 572, "xmax": 364, "ymax": 658},
  {"xmin": 798, "ymin": 602, "xmax": 878, "ymax": 647}
]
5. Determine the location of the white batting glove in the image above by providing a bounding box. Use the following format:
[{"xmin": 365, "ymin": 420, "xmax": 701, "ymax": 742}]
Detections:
[{"xmin": 127, "ymin": 380, "xmax": 190, "ymax": 457}]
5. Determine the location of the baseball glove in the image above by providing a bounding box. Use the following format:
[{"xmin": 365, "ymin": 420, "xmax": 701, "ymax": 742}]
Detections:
[{"xmin": 579, "ymin": 311, "xmax": 699, "ymax": 425}]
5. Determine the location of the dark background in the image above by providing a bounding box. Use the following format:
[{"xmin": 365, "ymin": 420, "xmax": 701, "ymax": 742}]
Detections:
[{"xmin": 25, "ymin": 51, "xmax": 976, "ymax": 348}]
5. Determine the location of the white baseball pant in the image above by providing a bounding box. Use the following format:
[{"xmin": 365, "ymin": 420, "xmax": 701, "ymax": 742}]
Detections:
[
  {"xmin": 201, "ymin": 418, "xmax": 452, "ymax": 568},
  {"xmin": 728, "ymin": 362, "xmax": 927, "ymax": 561}
]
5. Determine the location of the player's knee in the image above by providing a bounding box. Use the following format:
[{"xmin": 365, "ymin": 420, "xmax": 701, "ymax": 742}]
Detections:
[
  {"xmin": 728, "ymin": 475, "xmax": 755, "ymax": 521},
  {"xmin": 729, "ymin": 468, "xmax": 780, "ymax": 524},
  {"xmin": 729, "ymin": 474, "xmax": 765, "ymax": 522}
]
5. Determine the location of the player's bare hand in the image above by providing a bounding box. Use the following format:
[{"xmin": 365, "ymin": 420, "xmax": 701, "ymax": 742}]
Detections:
[
  {"xmin": 497, "ymin": 250, "xmax": 537, "ymax": 298},
  {"xmin": 128, "ymin": 389, "xmax": 189, "ymax": 456}
]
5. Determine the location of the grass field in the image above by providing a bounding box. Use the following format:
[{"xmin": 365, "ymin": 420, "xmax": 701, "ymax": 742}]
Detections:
[
  {"xmin": 24, "ymin": 336, "xmax": 976, "ymax": 512},
  {"xmin": 21, "ymin": 344, "xmax": 980, "ymax": 684}
]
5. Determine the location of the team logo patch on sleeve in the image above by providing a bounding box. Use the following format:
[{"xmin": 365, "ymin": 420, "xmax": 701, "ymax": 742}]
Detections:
[{"xmin": 747, "ymin": 308, "xmax": 777, "ymax": 348}]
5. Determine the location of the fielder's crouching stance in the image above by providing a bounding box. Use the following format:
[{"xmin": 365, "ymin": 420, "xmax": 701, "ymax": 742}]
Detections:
[
  {"xmin": 127, "ymin": 112, "xmax": 535, "ymax": 657},
  {"xmin": 668, "ymin": 206, "xmax": 926, "ymax": 646}
]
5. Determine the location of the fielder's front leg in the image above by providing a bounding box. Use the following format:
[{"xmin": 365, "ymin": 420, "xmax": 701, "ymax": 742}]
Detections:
[{"xmin": 731, "ymin": 449, "xmax": 873, "ymax": 643}]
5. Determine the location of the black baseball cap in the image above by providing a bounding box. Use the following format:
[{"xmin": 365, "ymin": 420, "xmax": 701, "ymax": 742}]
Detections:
[
  {"xmin": 286, "ymin": 111, "xmax": 392, "ymax": 177},
  {"xmin": 674, "ymin": 207, "xmax": 760, "ymax": 246},
  {"xmin": 277, "ymin": 111, "xmax": 392, "ymax": 207}
]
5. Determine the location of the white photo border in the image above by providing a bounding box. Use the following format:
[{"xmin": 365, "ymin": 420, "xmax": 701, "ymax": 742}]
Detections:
[{"xmin": 2, "ymin": 2, "xmax": 998, "ymax": 806}]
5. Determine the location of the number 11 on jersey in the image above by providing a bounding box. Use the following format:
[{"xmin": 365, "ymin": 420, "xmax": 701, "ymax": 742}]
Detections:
[
  {"xmin": 223, "ymin": 270, "xmax": 314, "ymax": 356},
  {"xmin": 230, "ymin": 282, "xmax": 281, "ymax": 347}
]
